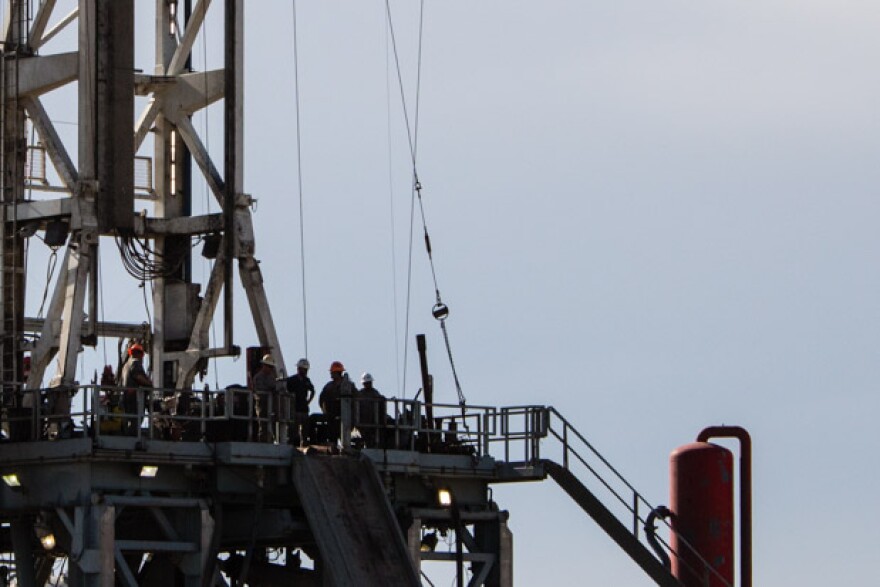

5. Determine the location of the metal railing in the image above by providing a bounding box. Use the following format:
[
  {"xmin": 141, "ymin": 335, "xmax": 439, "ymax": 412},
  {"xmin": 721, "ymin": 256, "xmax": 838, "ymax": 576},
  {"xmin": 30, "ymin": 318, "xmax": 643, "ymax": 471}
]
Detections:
[
  {"xmin": 534, "ymin": 407, "xmax": 731, "ymax": 587},
  {"xmin": 1, "ymin": 384, "xmax": 275, "ymax": 443},
  {"xmin": 0, "ymin": 386, "xmax": 727, "ymax": 584},
  {"xmin": 0, "ymin": 386, "xmax": 548, "ymax": 462}
]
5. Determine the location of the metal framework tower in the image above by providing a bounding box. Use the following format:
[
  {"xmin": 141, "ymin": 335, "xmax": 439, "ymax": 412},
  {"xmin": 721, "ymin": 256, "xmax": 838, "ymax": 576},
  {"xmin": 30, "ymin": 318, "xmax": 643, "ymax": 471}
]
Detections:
[
  {"xmin": 1, "ymin": 0, "xmax": 285, "ymax": 398},
  {"xmin": 0, "ymin": 2, "xmax": 727, "ymax": 586}
]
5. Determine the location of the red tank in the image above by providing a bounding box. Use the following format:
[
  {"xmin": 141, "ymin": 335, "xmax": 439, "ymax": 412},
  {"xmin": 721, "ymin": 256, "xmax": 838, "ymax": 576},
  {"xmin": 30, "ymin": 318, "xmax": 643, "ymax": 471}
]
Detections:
[{"xmin": 670, "ymin": 442, "xmax": 734, "ymax": 587}]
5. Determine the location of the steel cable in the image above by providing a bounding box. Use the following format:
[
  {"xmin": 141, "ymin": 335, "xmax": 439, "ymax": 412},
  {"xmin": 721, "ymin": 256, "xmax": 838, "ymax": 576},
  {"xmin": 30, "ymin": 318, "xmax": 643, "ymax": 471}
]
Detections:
[
  {"xmin": 385, "ymin": 1, "xmax": 467, "ymax": 409},
  {"xmin": 291, "ymin": 0, "xmax": 309, "ymax": 358}
]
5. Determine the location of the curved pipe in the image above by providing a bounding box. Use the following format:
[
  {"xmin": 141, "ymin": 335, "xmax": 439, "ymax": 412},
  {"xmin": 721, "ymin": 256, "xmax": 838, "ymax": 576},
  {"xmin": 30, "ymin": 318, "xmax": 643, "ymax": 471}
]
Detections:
[
  {"xmin": 697, "ymin": 426, "xmax": 751, "ymax": 587},
  {"xmin": 644, "ymin": 505, "xmax": 672, "ymax": 569}
]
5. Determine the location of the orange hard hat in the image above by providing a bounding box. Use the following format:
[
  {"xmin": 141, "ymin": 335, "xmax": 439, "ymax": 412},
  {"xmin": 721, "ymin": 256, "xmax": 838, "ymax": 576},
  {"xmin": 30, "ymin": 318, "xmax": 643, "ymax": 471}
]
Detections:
[
  {"xmin": 129, "ymin": 343, "xmax": 144, "ymax": 356},
  {"xmin": 329, "ymin": 361, "xmax": 345, "ymax": 373}
]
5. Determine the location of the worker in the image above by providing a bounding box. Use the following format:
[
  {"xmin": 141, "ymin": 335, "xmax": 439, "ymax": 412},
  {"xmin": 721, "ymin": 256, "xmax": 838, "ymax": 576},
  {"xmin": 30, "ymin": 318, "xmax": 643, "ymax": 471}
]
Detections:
[
  {"xmin": 120, "ymin": 343, "xmax": 152, "ymax": 436},
  {"xmin": 318, "ymin": 361, "xmax": 357, "ymax": 442},
  {"xmin": 98, "ymin": 365, "xmax": 123, "ymax": 435},
  {"xmin": 358, "ymin": 373, "xmax": 387, "ymax": 447},
  {"xmin": 286, "ymin": 358, "xmax": 314, "ymax": 446},
  {"xmin": 252, "ymin": 354, "xmax": 278, "ymax": 441}
]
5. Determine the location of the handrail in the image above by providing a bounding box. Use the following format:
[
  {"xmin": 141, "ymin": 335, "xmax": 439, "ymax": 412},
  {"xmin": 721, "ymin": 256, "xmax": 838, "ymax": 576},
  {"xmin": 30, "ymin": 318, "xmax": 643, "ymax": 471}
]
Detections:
[
  {"xmin": 0, "ymin": 389, "xmax": 729, "ymax": 585},
  {"xmin": 538, "ymin": 407, "xmax": 732, "ymax": 587}
]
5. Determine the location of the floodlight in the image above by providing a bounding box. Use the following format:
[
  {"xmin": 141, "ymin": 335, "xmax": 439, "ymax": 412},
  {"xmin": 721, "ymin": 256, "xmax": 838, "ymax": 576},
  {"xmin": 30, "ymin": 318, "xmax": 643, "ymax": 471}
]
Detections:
[
  {"xmin": 34, "ymin": 518, "xmax": 55, "ymax": 551},
  {"xmin": 438, "ymin": 488, "xmax": 452, "ymax": 507},
  {"xmin": 2, "ymin": 474, "xmax": 20, "ymax": 488},
  {"xmin": 139, "ymin": 465, "xmax": 159, "ymax": 478},
  {"xmin": 39, "ymin": 532, "xmax": 56, "ymax": 551}
]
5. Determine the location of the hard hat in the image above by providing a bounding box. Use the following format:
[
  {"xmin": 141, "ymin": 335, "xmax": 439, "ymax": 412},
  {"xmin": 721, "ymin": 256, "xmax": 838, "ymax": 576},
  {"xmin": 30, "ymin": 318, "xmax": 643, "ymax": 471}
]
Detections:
[
  {"xmin": 129, "ymin": 343, "xmax": 144, "ymax": 356},
  {"xmin": 261, "ymin": 354, "xmax": 275, "ymax": 367},
  {"xmin": 361, "ymin": 372, "xmax": 374, "ymax": 384},
  {"xmin": 329, "ymin": 361, "xmax": 345, "ymax": 373},
  {"xmin": 296, "ymin": 358, "xmax": 310, "ymax": 370}
]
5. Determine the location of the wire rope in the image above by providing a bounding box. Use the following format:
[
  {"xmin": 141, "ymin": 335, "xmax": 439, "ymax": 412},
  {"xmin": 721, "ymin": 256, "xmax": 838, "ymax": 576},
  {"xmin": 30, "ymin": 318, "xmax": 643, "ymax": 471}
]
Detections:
[
  {"xmin": 401, "ymin": 167, "xmax": 415, "ymax": 398},
  {"xmin": 291, "ymin": 0, "xmax": 309, "ymax": 358},
  {"xmin": 385, "ymin": 0, "xmax": 421, "ymax": 399},
  {"xmin": 384, "ymin": 0, "xmax": 467, "ymax": 408},
  {"xmin": 413, "ymin": 0, "xmax": 425, "ymax": 156},
  {"xmin": 384, "ymin": 16, "xmax": 402, "ymax": 395},
  {"xmin": 36, "ymin": 248, "xmax": 57, "ymax": 319}
]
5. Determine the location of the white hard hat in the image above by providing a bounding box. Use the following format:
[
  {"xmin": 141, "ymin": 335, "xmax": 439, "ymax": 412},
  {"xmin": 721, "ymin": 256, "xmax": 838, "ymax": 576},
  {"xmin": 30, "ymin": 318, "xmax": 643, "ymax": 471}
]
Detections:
[
  {"xmin": 296, "ymin": 358, "xmax": 310, "ymax": 369},
  {"xmin": 360, "ymin": 372, "xmax": 374, "ymax": 384},
  {"xmin": 261, "ymin": 354, "xmax": 275, "ymax": 367}
]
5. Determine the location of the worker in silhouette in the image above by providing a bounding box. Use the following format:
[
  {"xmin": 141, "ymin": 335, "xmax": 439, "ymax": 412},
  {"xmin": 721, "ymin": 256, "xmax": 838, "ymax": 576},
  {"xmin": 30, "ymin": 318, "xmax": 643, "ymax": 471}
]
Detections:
[
  {"xmin": 318, "ymin": 361, "xmax": 357, "ymax": 442},
  {"xmin": 286, "ymin": 358, "xmax": 314, "ymax": 446},
  {"xmin": 98, "ymin": 365, "xmax": 124, "ymax": 435},
  {"xmin": 252, "ymin": 354, "xmax": 278, "ymax": 441},
  {"xmin": 358, "ymin": 373, "xmax": 387, "ymax": 447},
  {"xmin": 120, "ymin": 343, "xmax": 152, "ymax": 436}
]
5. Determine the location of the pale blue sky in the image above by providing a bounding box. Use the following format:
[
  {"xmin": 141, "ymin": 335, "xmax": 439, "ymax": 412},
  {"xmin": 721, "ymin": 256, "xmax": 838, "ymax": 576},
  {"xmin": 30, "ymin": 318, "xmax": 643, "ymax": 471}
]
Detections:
[
  {"xmin": 246, "ymin": 2, "xmax": 880, "ymax": 584},
  {"xmin": 21, "ymin": 1, "xmax": 880, "ymax": 584}
]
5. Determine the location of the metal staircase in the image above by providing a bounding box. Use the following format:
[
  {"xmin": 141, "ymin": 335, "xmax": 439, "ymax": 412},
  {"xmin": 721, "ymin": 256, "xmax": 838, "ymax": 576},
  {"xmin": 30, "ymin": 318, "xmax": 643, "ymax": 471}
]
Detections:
[
  {"xmin": 488, "ymin": 406, "xmax": 732, "ymax": 587},
  {"xmin": 544, "ymin": 461, "xmax": 681, "ymax": 586}
]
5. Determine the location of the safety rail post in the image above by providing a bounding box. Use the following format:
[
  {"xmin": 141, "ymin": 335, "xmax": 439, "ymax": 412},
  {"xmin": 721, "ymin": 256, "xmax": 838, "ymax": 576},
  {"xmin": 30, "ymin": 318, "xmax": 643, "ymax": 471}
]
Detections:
[
  {"xmin": 526, "ymin": 407, "xmax": 541, "ymax": 464},
  {"xmin": 562, "ymin": 418, "xmax": 569, "ymax": 469},
  {"xmin": 482, "ymin": 410, "xmax": 490, "ymax": 457},
  {"xmin": 200, "ymin": 387, "xmax": 207, "ymax": 440},
  {"xmin": 632, "ymin": 493, "xmax": 639, "ymax": 539},
  {"xmin": 91, "ymin": 386, "xmax": 99, "ymax": 440},
  {"xmin": 503, "ymin": 409, "xmax": 510, "ymax": 464}
]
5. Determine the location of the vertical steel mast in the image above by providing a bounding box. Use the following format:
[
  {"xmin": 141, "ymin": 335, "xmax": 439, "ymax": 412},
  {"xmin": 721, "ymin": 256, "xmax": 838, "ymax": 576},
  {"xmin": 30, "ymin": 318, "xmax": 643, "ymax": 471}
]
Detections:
[
  {"xmin": 0, "ymin": 0, "xmax": 286, "ymax": 399},
  {"xmin": 0, "ymin": 0, "xmax": 28, "ymax": 394}
]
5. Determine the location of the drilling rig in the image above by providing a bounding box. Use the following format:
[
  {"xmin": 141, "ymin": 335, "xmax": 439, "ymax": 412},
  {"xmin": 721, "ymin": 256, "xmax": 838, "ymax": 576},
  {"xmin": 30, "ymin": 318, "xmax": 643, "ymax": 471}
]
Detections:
[{"xmin": 0, "ymin": 2, "xmax": 749, "ymax": 585}]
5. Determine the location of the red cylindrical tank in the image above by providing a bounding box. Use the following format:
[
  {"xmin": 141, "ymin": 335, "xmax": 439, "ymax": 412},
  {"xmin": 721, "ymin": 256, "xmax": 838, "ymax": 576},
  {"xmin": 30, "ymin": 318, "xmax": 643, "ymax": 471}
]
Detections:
[{"xmin": 670, "ymin": 442, "xmax": 734, "ymax": 587}]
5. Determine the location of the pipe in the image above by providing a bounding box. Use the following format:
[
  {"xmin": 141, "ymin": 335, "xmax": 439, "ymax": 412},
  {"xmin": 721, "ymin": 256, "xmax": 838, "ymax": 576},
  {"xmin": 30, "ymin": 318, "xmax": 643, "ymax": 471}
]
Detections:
[
  {"xmin": 644, "ymin": 506, "xmax": 672, "ymax": 569},
  {"xmin": 696, "ymin": 425, "xmax": 751, "ymax": 587},
  {"xmin": 416, "ymin": 334, "xmax": 433, "ymax": 426}
]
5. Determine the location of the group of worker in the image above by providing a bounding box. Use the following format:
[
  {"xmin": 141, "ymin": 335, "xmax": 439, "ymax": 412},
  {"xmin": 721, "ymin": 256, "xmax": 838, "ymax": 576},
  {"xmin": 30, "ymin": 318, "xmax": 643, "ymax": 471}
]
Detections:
[
  {"xmin": 253, "ymin": 355, "xmax": 388, "ymax": 446},
  {"xmin": 50, "ymin": 342, "xmax": 391, "ymax": 446}
]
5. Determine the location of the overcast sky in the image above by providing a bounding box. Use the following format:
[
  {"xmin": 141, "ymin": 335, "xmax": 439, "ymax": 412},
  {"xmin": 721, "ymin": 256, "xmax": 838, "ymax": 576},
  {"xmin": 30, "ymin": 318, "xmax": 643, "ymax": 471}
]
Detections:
[
  {"xmin": 20, "ymin": 0, "xmax": 880, "ymax": 584},
  {"xmin": 242, "ymin": 3, "xmax": 878, "ymax": 584}
]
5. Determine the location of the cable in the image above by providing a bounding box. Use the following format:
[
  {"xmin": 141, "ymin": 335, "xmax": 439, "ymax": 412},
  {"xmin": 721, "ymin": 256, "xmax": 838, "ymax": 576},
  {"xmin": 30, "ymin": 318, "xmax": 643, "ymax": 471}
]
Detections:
[
  {"xmin": 413, "ymin": 0, "xmax": 425, "ymax": 157},
  {"xmin": 36, "ymin": 248, "xmax": 58, "ymax": 319},
  {"xmin": 115, "ymin": 234, "xmax": 183, "ymax": 280},
  {"xmin": 385, "ymin": 17, "xmax": 402, "ymax": 394},
  {"xmin": 291, "ymin": 0, "xmax": 309, "ymax": 357},
  {"xmin": 140, "ymin": 279, "xmax": 152, "ymax": 327},
  {"xmin": 385, "ymin": 0, "xmax": 422, "ymax": 398},
  {"xmin": 383, "ymin": 0, "xmax": 419, "ymax": 169},
  {"xmin": 385, "ymin": 1, "xmax": 467, "ymax": 409}
]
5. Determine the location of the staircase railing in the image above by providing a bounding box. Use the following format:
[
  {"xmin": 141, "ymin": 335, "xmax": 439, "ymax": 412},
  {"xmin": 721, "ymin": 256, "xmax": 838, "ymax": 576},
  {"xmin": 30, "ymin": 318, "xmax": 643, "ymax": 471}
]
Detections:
[
  {"xmin": 487, "ymin": 405, "xmax": 656, "ymax": 535},
  {"xmin": 487, "ymin": 405, "xmax": 732, "ymax": 587}
]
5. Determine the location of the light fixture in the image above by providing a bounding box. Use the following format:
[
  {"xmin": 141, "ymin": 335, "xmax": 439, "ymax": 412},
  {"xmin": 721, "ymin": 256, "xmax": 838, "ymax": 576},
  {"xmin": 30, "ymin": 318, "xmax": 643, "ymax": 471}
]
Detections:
[
  {"xmin": 139, "ymin": 465, "xmax": 159, "ymax": 478},
  {"xmin": 2, "ymin": 474, "xmax": 20, "ymax": 488},
  {"xmin": 420, "ymin": 531, "xmax": 438, "ymax": 553},
  {"xmin": 34, "ymin": 516, "xmax": 55, "ymax": 551},
  {"xmin": 38, "ymin": 532, "xmax": 55, "ymax": 551},
  {"xmin": 438, "ymin": 488, "xmax": 452, "ymax": 507}
]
